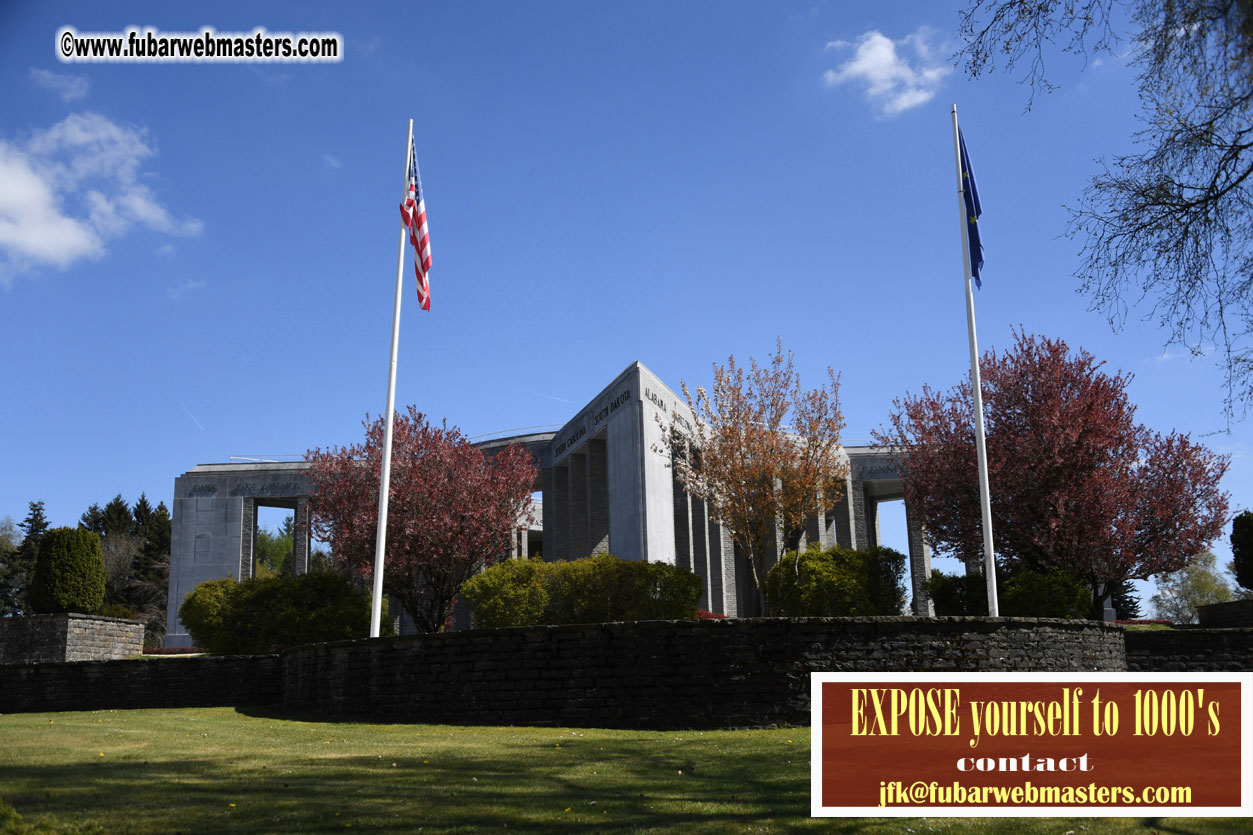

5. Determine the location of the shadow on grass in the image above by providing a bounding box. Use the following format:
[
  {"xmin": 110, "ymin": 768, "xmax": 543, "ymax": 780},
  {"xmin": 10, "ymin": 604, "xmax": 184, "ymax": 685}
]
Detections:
[
  {"xmin": 3, "ymin": 709, "xmax": 1247, "ymax": 834},
  {"xmin": 0, "ymin": 734, "xmax": 815, "ymax": 832}
]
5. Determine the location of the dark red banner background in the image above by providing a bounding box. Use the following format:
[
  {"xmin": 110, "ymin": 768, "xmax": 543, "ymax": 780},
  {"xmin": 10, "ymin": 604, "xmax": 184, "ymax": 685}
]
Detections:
[{"xmin": 821, "ymin": 681, "xmax": 1243, "ymax": 808}]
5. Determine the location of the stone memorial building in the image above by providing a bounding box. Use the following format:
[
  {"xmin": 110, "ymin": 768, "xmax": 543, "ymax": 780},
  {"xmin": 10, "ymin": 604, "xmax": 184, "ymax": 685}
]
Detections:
[{"xmin": 164, "ymin": 361, "xmax": 932, "ymax": 647}]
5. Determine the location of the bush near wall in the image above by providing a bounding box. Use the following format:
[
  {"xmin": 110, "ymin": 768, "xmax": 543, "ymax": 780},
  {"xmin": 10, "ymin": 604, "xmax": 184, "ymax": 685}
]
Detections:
[
  {"xmin": 765, "ymin": 545, "xmax": 908, "ymax": 617},
  {"xmin": 28, "ymin": 527, "xmax": 105, "ymax": 615},
  {"xmin": 926, "ymin": 564, "xmax": 1090, "ymax": 618},
  {"xmin": 180, "ymin": 573, "xmax": 375, "ymax": 654},
  {"xmin": 461, "ymin": 553, "xmax": 702, "ymax": 628}
]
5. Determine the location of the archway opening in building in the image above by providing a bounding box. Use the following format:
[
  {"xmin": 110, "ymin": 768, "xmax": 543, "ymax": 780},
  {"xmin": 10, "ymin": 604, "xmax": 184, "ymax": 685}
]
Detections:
[
  {"xmin": 254, "ymin": 504, "xmax": 295, "ymax": 578},
  {"xmin": 874, "ymin": 499, "xmax": 964, "ymax": 616},
  {"xmin": 875, "ymin": 499, "xmax": 910, "ymax": 614}
]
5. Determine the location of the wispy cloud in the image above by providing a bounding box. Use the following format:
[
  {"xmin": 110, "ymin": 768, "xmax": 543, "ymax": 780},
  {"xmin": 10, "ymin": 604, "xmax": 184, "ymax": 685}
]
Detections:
[
  {"xmin": 823, "ymin": 27, "xmax": 951, "ymax": 117},
  {"xmin": 29, "ymin": 67, "xmax": 89, "ymax": 102},
  {"xmin": 166, "ymin": 278, "xmax": 205, "ymax": 299},
  {"xmin": 323, "ymin": 153, "xmax": 342, "ymax": 170},
  {"xmin": 1152, "ymin": 344, "xmax": 1214, "ymax": 363},
  {"xmin": 0, "ymin": 112, "xmax": 202, "ymax": 286},
  {"xmin": 248, "ymin": 66, "xmax": 291, "ymax": 87}
]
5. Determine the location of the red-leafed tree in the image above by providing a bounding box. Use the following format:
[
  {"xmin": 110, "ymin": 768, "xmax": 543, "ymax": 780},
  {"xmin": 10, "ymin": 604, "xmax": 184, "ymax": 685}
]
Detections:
[
  {"xmin": 875, "ymin": 331, "xmax": 1230, "ymax": 614},
  {"xmin": 307, "ymin": 407, "xmax": 536, "ymax": 633}
]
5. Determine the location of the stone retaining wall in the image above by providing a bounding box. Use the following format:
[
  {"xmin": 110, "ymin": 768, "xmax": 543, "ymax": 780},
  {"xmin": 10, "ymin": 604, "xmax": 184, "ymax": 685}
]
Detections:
[
  {"xmin": 1124, "ymin": 627, "xmax": 1253, "ymax": 672},
  {"xmin": 21, "ymin": 619, "xmax": 1253, "ymax": 728},
  {"xmin": 283, "ymin": 617, "xmax": 1125, "ymax": 729},
  {"xmin": 1198, "ymin": 600, "xmax": 1253, "ymax": 628},
  {"xmin": 0, "ymin": 614, "xmax": 144, "ymax": 664},
  {"xmin": 0, "ymin": 655, "xmax": 280, "ymax": 714}
]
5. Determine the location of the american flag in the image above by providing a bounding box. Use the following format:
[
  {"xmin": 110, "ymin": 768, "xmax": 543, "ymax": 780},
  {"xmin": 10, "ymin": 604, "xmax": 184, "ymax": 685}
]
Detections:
[{"xmin": 399, "ymin": 139, "xmax": 432, "ymax": 310}]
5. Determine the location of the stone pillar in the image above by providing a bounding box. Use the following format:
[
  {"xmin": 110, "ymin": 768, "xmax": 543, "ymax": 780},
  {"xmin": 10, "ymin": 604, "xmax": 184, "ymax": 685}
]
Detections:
[
  {"xmin": 568, "ymin": 452, "xmax": 589, "ymax": 559},
  {"xmin": 717, "ymin": 523, "xmax": 737, "ymax": 617},
  {"xmin": 866, "ymin": 494, "xmax": 880, "ymax": 550},
  {"xmin": 692, "ymin": 496, "xmax": 709, "ymax": 610},
  {"xmin": 803, "ymin": 506, "xmax": 826, "ymax": 552},
  {"xmin": 734, "ymin": 540, "xmax": 756, "ymax": 617},
  {"xmin": 672, "ymin": 473, "xmax": 691, "ymax": 571},
  {"xmin": 905, "ymin": 500, "xmax": 934, "ymax": 616},
  {"xmin": 850, "ymin": 481, "xmax": 867, "ymax": 551},
  {"xmin": 543, "ymin": 466, "xmax": 569, "ymax": 561},
  {"xmin": 830, "ymin": 476, "xmax": 854, "ymax": 548},
  {"xmin": 540, "ymin": 468, "xmax": 555, "ymax": 557},
  {"xmin": 587, "ymin": 439, "xmax": 610, "ymax": 554},
  {"xmin": 293, "ymin": 497, "xmax": 311, "ymax": 575},
  {"xmin": 240, "ymin": 497, "xmax": 256, "ymax": 580}
]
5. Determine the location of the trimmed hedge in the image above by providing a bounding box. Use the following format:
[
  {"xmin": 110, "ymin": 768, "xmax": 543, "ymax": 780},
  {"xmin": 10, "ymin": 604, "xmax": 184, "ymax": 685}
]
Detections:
[
  {"xmin": 29, "ymin": 527, "xmax": 105, "ymax": 615},
  {"xmin": 461, "ymin": 553, "xmax": 702, "ymax": 628},
  {"xmin": 765, "ymin": 545, "xmax": 908, "ymax": 617},
  {"xmin": 180, "ymin": 573, "xmax": 376, "ymax": 654}
]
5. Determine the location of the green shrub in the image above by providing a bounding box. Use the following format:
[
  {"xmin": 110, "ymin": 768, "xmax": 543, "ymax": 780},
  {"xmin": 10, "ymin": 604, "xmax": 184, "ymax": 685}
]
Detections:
[
  {"xmin": 1001, "ymin": 567, "xmax": 1090, "ymax": 618},
  {"xmin": 765, "ymin": 545, "xmax": 908, "ymax": 617},
  {"xmin": 924, "ymin": 568, "xmax": 989, "ymax": 616},
  {"xmin": 925, "ymin": 564, "xmax": 1090, "ymax": 618},
  {"xmin": 28, "ymin": 527, "xmax": 105, "ymax": 614},
  {"xmin": 180, "ymin": 572, "xmax": 375, "ymax": 654},
  {"xmin": 179, "ymin": 577, "xmax": 238, "ymax": 652},
  {"xmin": 98, "ymin": 602, "xmax": 140, "ymax": 620},
  {"xmin": 460, "ymin": 557, "xmax": 550, "ymax": 628},
  {"xmin": 462, "ymin": 553, "xmax": 702, "ymax": 627}
]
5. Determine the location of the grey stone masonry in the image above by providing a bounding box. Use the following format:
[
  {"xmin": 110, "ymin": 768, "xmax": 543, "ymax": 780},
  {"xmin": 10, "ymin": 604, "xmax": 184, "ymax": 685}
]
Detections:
[
  {"xmin": 1, "ymin": 654, "xmax": 280, "ymax": 713},
  {"xmin": 1125, "ymin": 627, "xmax": 1253, "ymax": 672},
  {"xmin": 166, "ymin": 462, "xmax": 312, "ymax": 648},
  {"xmin": 22, "ymin": 619, "xmax": 1253, "ymax": 725},
  {"xmin": 282, "ymin": 617, "xmax": 1126, "ymax": 729},
  {"xmin": 0, "ymin": 614, "xmax": 144, "ymax": 664},
  {"xmin": 165, "ymin": 362, "xmax": 943, "ymax": 639},
  {"xmin": 1198, "ymin": 600, "xmax": 1253, "ymax": 628}
]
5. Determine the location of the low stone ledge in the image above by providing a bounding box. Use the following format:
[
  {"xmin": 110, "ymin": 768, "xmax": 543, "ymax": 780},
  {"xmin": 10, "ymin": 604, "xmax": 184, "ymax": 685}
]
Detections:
[
  {"xmin": 0, "ymin": 654, "xmax": 281, "ymax": 713},
  {"xmin": 282, "ymin": 617, "xmax": 1127, "ymax": 729},
  {"xmin": 0, "ymin": 613, "xmax": 144, "ymax": 664},
  {"xmin": 1125, "ymin": 627, "xmax": 1253, "ymax": 672},
  {"xmin": 1197, "ymin": 600, "xmax": 1253, "ymax": 628}
]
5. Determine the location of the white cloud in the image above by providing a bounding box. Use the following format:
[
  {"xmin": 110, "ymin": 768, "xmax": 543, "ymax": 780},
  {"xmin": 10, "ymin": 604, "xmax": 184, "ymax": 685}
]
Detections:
[
  {"xmin": 29, "ymin": 67, "xmax": 90, "ymax": 102},
  {"xmin": 166, "ymin": 278, "xmax": 205, "ymax": 300},
  {"xmin": 823, "ymin": 27, "xmax": 951, "ymax": 117},
  {"xmin": 0, "ymin": 143, "xmax": 101, "ymax": 271},
  {"xmin": 1153, "ymin": 344, "xmax": 1214, "ymax": 363},
  {"xmin": 0, "ymin": 112, "xmax": 202, "ymax": 286},
  {"xmin": 323, "ymin": 153, "xmax": 342, "ymax": 170}
]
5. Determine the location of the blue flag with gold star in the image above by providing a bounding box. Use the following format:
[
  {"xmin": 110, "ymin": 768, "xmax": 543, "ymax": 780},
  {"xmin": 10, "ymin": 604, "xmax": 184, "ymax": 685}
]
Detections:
[{"xmin": 958, "ymin": 128, "xmax": 984, "ymax": 288}]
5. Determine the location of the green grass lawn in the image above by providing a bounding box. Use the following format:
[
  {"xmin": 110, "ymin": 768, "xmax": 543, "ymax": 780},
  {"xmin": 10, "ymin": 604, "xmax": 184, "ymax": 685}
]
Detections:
[{"xmin": 0, "ymin": 707, "xmax": 1245, "ymax": 833}]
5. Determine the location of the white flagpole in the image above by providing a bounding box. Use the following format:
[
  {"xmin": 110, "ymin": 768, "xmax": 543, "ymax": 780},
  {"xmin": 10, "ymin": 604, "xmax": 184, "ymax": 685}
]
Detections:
[
  {"xmin": 370, "ymin": 118, "xmax": 414, "ymax": 638},
  {"xmin": 950, "ymin": 104, "xmax": 999, "ymax": 617}
]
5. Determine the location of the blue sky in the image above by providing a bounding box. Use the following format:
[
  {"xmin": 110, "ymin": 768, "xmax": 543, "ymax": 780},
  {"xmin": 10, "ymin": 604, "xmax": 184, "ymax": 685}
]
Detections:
[{"xmin": 1, "ymin": 2, "xmax": 1248, "ymax": 606}]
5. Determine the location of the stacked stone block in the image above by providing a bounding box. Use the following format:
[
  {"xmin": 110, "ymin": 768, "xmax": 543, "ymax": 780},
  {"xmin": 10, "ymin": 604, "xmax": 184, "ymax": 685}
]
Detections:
[
  {"xmin": 1124, "ymin": 627, "xmax": 1253, "ymax": 671},
  {"xmin": 0, "ymin": 614, "xmax": 143, "ymax": 664},
  {"xmin": 281, "ymin": 617, "xmax": 1126, "ymax": 729},
  {"xmin": 14, "ymin": 619, "xmax": 1253, "ymax": 726},
  {"xmin": 0, "ymin": 655, "xmax": 280, "ymax": 713}
]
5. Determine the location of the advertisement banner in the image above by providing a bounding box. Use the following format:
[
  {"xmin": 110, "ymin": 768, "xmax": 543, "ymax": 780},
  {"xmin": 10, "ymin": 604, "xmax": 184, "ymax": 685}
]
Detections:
[{"xmin": 811, "ymin": 672, "xmax": 1252, "ymax": 817}]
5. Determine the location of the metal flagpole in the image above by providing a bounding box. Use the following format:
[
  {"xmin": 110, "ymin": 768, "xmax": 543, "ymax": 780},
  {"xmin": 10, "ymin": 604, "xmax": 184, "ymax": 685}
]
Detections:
[
  {"xmin": 950, "ymin": 104, "xmax": 999, "ymax": 616},
  {"xmin": 370, "ymin": 118, "xmax": 414, "ymax": 638}
]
